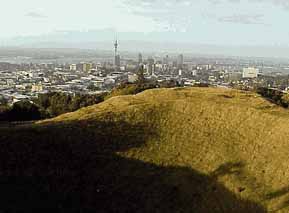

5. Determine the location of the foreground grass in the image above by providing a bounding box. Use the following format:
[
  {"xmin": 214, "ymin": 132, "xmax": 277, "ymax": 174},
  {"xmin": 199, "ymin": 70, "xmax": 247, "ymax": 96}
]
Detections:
[{"xmin": 1, "ymin": 87, "xmax": 289, "ymax": 212}]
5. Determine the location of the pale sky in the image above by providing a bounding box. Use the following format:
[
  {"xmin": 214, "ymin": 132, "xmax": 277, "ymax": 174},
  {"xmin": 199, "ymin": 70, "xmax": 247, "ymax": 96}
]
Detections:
[{"xmin": 1, "ymin": 0, "xmax": 289, "ymax": 46}]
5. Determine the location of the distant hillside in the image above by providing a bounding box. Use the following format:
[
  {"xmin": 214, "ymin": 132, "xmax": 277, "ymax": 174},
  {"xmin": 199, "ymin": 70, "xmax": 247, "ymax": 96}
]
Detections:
[
  {"xmin": 5, "ymin": 30, "xmax": 289, "ymax": 58},
  {"xmin": 1, "ymin": 87, "xmax": 289, "ymax": 212}
]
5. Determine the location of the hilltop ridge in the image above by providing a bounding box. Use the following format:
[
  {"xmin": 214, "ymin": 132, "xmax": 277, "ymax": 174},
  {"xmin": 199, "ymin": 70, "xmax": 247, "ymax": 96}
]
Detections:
[{"xmin": 1, "ymin": 87, "xmax": 289, "ymax": 212}]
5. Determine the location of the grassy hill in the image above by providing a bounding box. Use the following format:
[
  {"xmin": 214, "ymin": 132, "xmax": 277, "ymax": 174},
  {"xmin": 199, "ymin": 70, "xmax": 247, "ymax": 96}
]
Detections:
[{"xmin": 1, "ymin": 87, "xmax": 289, "ymax": 212}]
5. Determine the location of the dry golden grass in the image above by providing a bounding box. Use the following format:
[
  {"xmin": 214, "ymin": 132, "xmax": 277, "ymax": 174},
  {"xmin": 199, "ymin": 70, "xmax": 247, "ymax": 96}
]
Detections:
[{"xmin": 2, "ymin": 87, "xmax": 289, "ymax": 212}]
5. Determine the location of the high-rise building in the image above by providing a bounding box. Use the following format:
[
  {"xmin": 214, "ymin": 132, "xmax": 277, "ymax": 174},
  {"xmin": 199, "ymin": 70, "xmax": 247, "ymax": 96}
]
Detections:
[
  {"xmin": 163, "ymin": 55, "xmax": 169, "ymax": 65},
  {"xmin": 70, "ymin": 64, "xmax": 77, "ymax": 71},
  {"xmin": 81, "ymin": 63, "xmax": 92, "ymax": 73},
  {"xmin": 147, "ymin": 58, "xmax": 154, "ymax": 75},
  {"xmin": 177, "ymin": 54, "xmax": 184, "ymax": 69},
  {"xmin": 173, "ymin": 60, "xmax": 178, "ymax": 68},
  {"xmin": 138, "ymin": 53, "xmax": 143, "ymax": 64},
  {"xmin": 162, "ymin": 55, "xmax": 169, "ymax": 71},
  {"xmin": 242, "ymin": 67, "xmax": 259, "ymax": 78}
]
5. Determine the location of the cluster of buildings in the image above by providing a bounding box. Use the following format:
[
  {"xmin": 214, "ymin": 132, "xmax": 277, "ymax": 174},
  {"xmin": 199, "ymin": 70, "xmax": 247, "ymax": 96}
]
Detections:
[
  {"xmin": 1, "ymin": 41, "xmax": 289, "ymax": 105},
  {"xmin": 0, "ymin": 61, "xmax": 128, "ymax": 104}
]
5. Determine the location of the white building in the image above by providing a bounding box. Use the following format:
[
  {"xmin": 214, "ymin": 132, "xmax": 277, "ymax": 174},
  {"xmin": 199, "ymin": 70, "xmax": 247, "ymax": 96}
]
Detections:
[
  {"xmin": 70, "ymin": 64, "xmax": 77, "ymax": 71},
  {"xmin": 191, "ymin": 70, "xmax": 197, "ymax": 76},
  {"xmin": 242, "ymin": 67, "xmax": 259, "ymax": 78}
]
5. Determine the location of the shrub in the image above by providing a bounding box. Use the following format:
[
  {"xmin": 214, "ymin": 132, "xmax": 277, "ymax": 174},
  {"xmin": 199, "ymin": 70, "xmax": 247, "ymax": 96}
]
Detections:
[
  {"xmin": 8, "ymin": 101, "xmax": 41, "ymax": 121},
  {"xmin": 257, "ymin": 87, "xmax": 289, "ymax": 108}
]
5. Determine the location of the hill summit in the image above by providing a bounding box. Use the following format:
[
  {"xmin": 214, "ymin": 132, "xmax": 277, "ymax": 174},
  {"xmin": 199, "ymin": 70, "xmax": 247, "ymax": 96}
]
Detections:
[{"xmin": 1, "ymin": 87, "xmax": 289, "ymax": 212}]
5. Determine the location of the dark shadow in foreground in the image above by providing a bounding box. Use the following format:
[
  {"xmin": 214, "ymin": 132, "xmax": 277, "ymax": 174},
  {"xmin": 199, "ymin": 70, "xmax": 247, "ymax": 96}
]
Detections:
[
  {"xmin": 0, "ymin": 120, "xmax": 265, "ymax": 212},
  {"xmin": 265, "ymin": 185, "xmax": 289, "ymax": 212}
]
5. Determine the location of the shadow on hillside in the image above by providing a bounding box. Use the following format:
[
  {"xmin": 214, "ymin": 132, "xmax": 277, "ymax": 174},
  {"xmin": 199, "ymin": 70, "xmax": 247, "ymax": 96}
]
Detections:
[
  {"xmin": 211, "ymin": 162, "xmax": 245, "ymax": 178},
  {"xmin": 0, "ymin": 120, "xmax": 265, "ymax": 212},
  {"xmin": 265, "ymin": 186, "xmax": 289, "ymax": 212}
]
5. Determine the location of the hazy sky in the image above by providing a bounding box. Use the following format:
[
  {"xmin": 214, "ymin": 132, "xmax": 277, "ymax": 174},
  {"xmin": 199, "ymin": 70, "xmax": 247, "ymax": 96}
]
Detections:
[{"xmin": 1, "ymin": 0, "xmax": 289, "ymax": 46}]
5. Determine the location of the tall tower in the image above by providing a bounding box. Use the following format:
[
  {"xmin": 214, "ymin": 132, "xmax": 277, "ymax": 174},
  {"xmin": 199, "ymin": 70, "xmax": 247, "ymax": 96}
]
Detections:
[
  {"xmin": 114, "ymin": 39, "xmax": 120, "ymax": 69},
  {"xmin": 114, "ymin": 39, "xmax": 118, "ymax": 59}
]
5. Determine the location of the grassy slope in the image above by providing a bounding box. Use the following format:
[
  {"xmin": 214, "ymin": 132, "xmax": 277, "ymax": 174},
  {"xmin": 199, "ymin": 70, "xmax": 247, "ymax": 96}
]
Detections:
[{"xmin": 1, "ymin": 87, "xmax": 289, "ymax": 212}]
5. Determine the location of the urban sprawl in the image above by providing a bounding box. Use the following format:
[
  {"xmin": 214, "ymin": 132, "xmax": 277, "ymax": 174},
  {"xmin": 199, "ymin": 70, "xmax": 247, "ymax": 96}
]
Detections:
[{"xmin": 1, "ymin": 42, "xmax": 289, "ymax": 105}]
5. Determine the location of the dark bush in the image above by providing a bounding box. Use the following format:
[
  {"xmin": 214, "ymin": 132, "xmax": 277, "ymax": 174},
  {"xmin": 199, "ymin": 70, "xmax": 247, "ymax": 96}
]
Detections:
[
  {"xmin": 7, "ymin": 101, "xmax": 41, "ymax": 121},
  {"xmin": 257, "ymin": 87, "xmax": 288, "ymax": 108}
]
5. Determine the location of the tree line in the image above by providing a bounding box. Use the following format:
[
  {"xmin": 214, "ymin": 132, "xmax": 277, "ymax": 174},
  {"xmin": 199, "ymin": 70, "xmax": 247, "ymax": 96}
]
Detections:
[
  {"xmin": 0, "ymin": 79, "xmax": 182, "ymax": 122},
  {"xmin": 0, "ymin": 92, "xmax": 107, "ymax": 122},
  {"xmin": 257, "ymin": 87, "xmax": 289, "ymax": 108}
]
